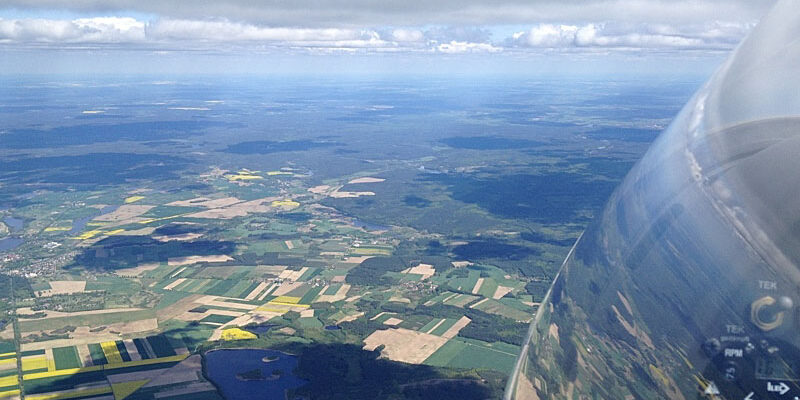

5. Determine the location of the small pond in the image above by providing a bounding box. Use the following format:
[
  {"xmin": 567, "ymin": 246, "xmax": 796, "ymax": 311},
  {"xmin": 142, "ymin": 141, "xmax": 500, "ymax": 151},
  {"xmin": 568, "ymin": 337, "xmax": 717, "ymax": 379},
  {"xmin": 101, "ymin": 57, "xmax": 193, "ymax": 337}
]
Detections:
[{"xmin": 352, "ymin": 219, "xmax": 390, "ymax": 231}]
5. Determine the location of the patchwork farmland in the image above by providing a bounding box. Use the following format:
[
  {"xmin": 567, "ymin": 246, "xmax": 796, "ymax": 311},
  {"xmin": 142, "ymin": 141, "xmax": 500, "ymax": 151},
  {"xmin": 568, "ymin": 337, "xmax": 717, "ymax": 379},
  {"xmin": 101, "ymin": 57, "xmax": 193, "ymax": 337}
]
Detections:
[{"xmin": 0, "ymin": 154, "xmax": 568, "ymax": 400}]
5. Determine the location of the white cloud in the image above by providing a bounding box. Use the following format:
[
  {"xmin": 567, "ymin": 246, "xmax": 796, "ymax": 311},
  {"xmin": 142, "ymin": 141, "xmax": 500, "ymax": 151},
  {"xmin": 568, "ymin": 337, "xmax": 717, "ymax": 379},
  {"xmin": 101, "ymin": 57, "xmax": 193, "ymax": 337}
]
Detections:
[
  {"xmin": 146, "ymin": 19, "xmax": 369, "ymax": 43},
  {"xmin": 524, "ymin": 24, "xmax": 579, "ymax": 47},
  {"xmin": 0, "ymin": 15, "xmax": 754, "ymax": 54},
  {"xmin": 391, "ymin": 28, "xmax": 424, "ymax": 42},
  {"xmin": 0, "ymin": 17, "xmax": 398, "ymax": 49},
  {"xmin": 0, "ymin": 17, "xmax": 144, "ymax": 43},
  {"xmin": 437, "ymin": 40, "xmax": 502, "ymax": 54},
  {"xmin": 512, "ymin": 21, "xmax": 753, "ymax": 50}
]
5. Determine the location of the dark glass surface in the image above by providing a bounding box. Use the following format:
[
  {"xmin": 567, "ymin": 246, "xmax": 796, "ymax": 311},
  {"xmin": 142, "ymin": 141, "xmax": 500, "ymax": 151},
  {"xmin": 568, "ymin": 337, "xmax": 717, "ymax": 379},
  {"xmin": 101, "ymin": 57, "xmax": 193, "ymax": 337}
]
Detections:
[{"xmin": 507, "ymin": 1, "xmax": 800, "ymax": 398}]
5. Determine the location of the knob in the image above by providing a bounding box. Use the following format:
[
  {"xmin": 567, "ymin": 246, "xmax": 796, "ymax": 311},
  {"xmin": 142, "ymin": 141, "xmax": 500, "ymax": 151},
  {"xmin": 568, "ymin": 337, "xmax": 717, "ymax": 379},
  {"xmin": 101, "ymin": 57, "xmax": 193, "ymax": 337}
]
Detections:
[{"xmin": 751, "ymin": 296, "xmax": 793, "ymax": 331}]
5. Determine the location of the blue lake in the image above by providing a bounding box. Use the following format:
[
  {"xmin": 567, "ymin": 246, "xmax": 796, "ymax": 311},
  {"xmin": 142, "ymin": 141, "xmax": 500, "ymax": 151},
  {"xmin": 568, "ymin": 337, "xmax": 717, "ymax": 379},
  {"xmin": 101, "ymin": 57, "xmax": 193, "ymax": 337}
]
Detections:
[
  {"xmin": 1, "ymin": 216, "xmax": 25, "ymax": 252},
  {"xmin": 352, "ymin": 219, "xmax": 390, "ymax": 231},
  {"xmin": 0, "ymin": 238, "xmax": 23, "ymax": 252},
  {"xmin": 3, "ymin": 217, "xmax": 23, "ymax": 232},
  {"xmin": 70, "ymin": 205, "xmax": 119, "ymax": 235},
  {"xmin": 205, "ymin": 349, "xmax": 306, "ymax": 400}
]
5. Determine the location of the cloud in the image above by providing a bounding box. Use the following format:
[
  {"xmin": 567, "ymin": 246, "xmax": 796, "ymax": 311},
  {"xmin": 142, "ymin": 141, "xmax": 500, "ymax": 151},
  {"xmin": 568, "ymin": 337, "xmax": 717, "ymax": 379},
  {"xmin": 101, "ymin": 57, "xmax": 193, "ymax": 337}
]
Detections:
[
  {"xmin": 437, "ymin": 41, "xmax": 502, "ymax": 54},
  {"xmin": 146, "ymin": 19, "xmax": 370, "ymax": 43},
  {"xmin": 0, "ymin": 15, "xmax": 753, "ymax": 54},
  {"xmin": 0, "ymin": 0, "xmax": 775, "ymax": 28},
  {"xmin": 391, "ymin": 29, "xmax": 424, "ymax": 42},
  {"xmin": 0, "ymin": 17, "xmax": 143, "ymax": 43},
  {"xmin": 0, "ymin": 17, "xmax": 398, "ymax": 50},
  {"xmin": 512, "ymin": 21, "xmax": 753, "ymax": 50}
]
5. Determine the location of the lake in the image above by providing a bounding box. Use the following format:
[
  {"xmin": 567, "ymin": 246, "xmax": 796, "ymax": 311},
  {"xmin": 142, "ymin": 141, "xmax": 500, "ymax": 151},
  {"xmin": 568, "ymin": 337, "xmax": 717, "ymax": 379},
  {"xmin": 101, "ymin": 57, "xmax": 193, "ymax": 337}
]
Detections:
[
  {"xmin": 1, "ymin": 216, "xmax": 25, "ymax": 252},
  {"xmin": 70, "ymin": 205, "xmax": 119, "ymax": 235},
  {"xmin": 205, "ymin": 349, "xmax": 306, "ymax": 400},
  {"xmin": 3, "ymin": 217, "xmax": 23, "ymax": 232},
  {"xmin": 352, "ymin": 219, "xmax": 390, "ymax": 231},
  {"xmin": 0, "ymin": 238, "xmax": 23, "ymax": 252}
]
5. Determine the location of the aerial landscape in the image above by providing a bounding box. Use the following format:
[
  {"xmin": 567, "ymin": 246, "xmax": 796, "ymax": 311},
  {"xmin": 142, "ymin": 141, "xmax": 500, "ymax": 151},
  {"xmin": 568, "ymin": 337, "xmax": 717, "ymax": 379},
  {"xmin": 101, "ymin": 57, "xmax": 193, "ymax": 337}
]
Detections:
[
  {"xmin": 0, "ymin": 0, "xmax": 776, "ymax": 399},
  {"xmin": 0, "ymin": 74, "xmax": 694, "ymax": 400}
]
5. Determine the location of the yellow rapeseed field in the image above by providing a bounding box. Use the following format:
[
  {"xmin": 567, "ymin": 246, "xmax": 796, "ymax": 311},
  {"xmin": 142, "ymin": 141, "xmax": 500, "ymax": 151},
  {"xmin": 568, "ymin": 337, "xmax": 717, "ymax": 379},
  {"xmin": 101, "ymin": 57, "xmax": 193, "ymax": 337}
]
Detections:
[
  {"xmin": 226, "ymin": 174, "xmax": 263, "ymax": 181},
  {"xmin": 72, "ymin": 230, "xmax": 102, "ymax": 240},
  {"xmin": 0, "ymin": 389, "xmax": 21, "ymax": 399},
  {"xmin": 272, "ymin": 296, "xmax": 301, "ymax": 304},
  {"xmin": 23, "ymin": 354, "xmax": 188, "ymax": 380},
  {"xmin": 100, "ymin": 341, "xmax": 123, "ymax": 364},
  {"xmin": 220, "ymin": 328, "xmax": 257, "ymax": 341},
  {"xmin": 44, "ymin": 227, "xmax": 71, "ymax": 232},
  {"xmin": 271, "ymin": 200, "xmax": 300, "ymax": 207},
  {"xmin": 111, "ymin": 380, "xmax": 149, "ymax": 400},
  {"xmin": 0, "ymin": 375, "xmax": 18, "ymax": 388},
  {"xmin": 21, "ymin": 356, "xmax": 48, "ymax": 372}
]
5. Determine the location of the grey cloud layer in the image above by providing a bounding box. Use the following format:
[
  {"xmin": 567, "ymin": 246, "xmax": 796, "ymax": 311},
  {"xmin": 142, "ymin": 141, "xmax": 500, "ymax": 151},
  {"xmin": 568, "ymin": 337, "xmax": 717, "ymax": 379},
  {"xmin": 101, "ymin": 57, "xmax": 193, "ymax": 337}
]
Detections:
[{"xmin": 1, "ymin": 0, "xmax": 775, "ymax": 27}]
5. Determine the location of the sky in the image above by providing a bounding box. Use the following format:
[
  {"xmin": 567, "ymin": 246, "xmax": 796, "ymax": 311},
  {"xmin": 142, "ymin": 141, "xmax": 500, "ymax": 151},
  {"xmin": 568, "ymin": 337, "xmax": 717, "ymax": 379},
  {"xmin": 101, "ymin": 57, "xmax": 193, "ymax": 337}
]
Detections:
[{"xmin": 0, "ymin": 0, "xmax": 779, "ymax": 75}]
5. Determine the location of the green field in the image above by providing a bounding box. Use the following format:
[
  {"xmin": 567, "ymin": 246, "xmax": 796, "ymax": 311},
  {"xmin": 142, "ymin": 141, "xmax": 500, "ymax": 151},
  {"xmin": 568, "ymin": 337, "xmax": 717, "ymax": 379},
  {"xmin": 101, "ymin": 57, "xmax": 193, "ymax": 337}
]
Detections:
[
  {"xmin": 88, "ymin": 343, "xmax": 108, "ymax": 365},
  {"xmin": 159, "ymin": 320, "xmax": 214, "ymax": 350},
  {"xmin": 146, "ymin": 335, "xmax": 176, "ymax": 358},
  {"xmin": 445, "ymin": 293, "xmax": 480, "ymax": 307},
  {"xmin": 446, "ymin": 270, "xmax": 480, "ymax": 293},
  {"xmin": 424, "ymin": 338, "xmax": 520, "ymax": 373},
  {"xmin": 0, "ymin": 341, "xmax": 14, "ymax": 354},
  {"xmin": 323, "ymin": 284, "xmax": 342, "ymax": 295},
  {"xmin": 19, "ymin": 309, "xmax": 156, "ymax": 332},
  {"xmin": 426, "ymin": 291, "xmax": 480, "ymax": 308},
  {"xmin": 141, "ymin": 205, "xmax": 202, "ymax": 219},
  {"xmin": 419, "ymin": 318, "xmax": 441, "ymax": 333},
  {"xmin": 470, "ymin": 298, "xmax": 532, "ymax": 321},
  {"xmin": 52, "ymin": 346, "xmax": 82, "ymax": 370},
  {"xmin": 299, "ymin": 285, "xmax": 324, "ymax": 304},
  {"xmin": 297, "ymin": 267, "xmax": 320, "ymax": 281},
  {"xmin": 116, "ymin": 341, "xmax": 132, "ymax": 362},
  {"xmin": 221, "ymin": 280, "xmax": 252, "ymax": 298},
  {"xmin": 204, "ymin": 280, "xmax": 239, "ymax": 296},
  {"xmin": 371, "ymin": 313, "xmax": 399, "ymax": 325},
  {"xmin": 430, "ymin": 318, "xmax": 459, "ymax": 336},
  {"xmin": 155, "ymin": 290, "xmax": 193, "ymax": 310},
  {"xmin": 177, "ymin": 278, "xmax": 209, "ymax": 293},
  {"xmin": 233, "ymin": 281, "xmax": 261, "ymax": 298},
  {"xmin": 161, "ymin": 277, "xmax": 264, "ymax": 299},
  {"xmin": 297, "ymin": 317, "xmax": 323, "ymax": 329},
  {"xmin": 144, "ymin": 264, "xmax": 179, "ymax": 281},
  {"xmin": 476, "ymin": 278, "xmax": 499, "ymax": 298},
  {"xmin": 84, "ymin": 276, "xmax": 139, "ymax": 292},
  {"xmin": 199, "ymin": 314, "xmax": 236, "ymax": 324}
]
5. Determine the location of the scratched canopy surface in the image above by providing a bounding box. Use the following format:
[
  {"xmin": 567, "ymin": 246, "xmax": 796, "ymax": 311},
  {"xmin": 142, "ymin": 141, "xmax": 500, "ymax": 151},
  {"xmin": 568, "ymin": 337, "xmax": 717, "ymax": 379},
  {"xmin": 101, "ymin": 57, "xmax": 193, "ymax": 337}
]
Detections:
[{"xmin": 506, "ymin": 0, "xmax": 800, "ymax": 398}]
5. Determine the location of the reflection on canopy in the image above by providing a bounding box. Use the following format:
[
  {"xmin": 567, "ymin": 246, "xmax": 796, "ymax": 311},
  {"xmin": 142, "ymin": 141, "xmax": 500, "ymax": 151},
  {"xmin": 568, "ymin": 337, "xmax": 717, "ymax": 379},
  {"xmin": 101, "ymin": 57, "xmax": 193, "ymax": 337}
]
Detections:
[{"xmin": 506, "ymin": 0, "xmax": 800, "ymax": 398}]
